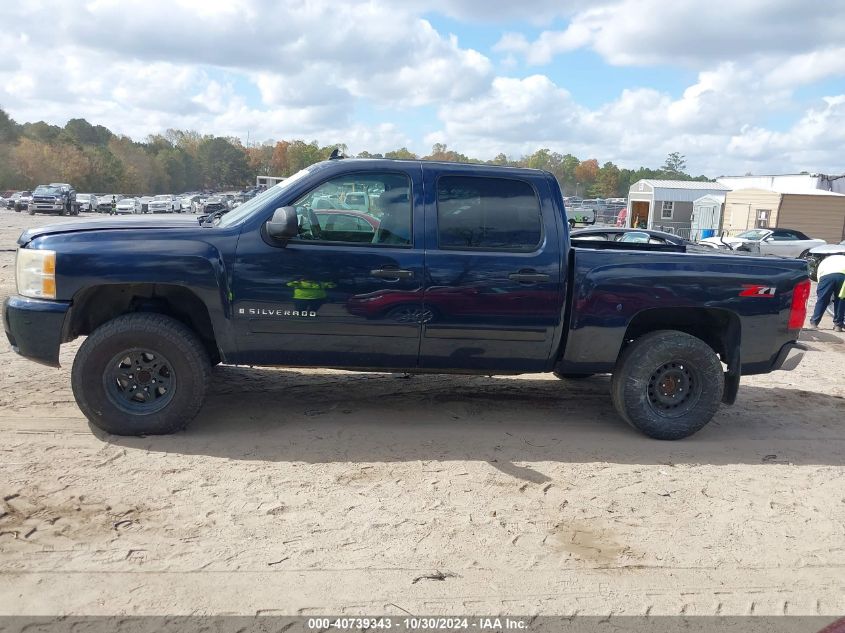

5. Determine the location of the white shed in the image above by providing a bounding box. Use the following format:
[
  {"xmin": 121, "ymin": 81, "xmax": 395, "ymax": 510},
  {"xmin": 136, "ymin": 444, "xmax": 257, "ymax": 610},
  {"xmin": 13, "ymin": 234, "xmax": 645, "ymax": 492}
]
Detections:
[
  {"xmin": 627, "ymin": 180, "xmax": 730, "ymax": 238},
  {"xmin": 691, "ymin": 194, "xmax": 725, "ymax": 239}
]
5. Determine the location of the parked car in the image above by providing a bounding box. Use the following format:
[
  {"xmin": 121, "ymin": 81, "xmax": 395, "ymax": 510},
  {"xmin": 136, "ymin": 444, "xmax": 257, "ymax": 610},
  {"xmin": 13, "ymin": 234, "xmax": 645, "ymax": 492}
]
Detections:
[
  {"xmin": 313, "ymin": 210, "xmax": 380, "ymax": 242},
  {"xmin": 806, "ymin": 241, "xmax": 845, "ymax": 281},
  {"xmin": 97, "ymin": 195, "xmax": 119, "ymax": 213},
  {"xmin": 1, "ymin": 190, "xmax": 16, "ymax": 209},
  {"xmin": 5, "ymin": 158, "xmax": 810, "ymax": 442},
  {"xmin": 181, "ymin": 195, "xmax": 200, "ymax": 213},
  {"xmin": 567, "ymin": 206, "xmax": 597, "ymax": 228},
  {"xmin": 148, "ymin": 195, "xmax": 181, "ymax": 213},
  {"xmin": 75, "ymin": 194, "xmax": 97, "ymax": 212},
  {"xmin": 114, "ymin": 197, "xmax": 141, "ymax": 214},
  {"xmin": 28, "ymin": 184, "xmax": 78, "ymax": 216},
  {"xmin": 14, "ymin": 190, "xmax": 32, "ymax": 212},
  {"xmin": 699, "ymin": 228, "xmax": 825, "ymax": 258},
  {"xmin": 201, "ymin": 196, "xmax": 227, "ymax": 215},
  {"xmin": 139, "ymin": 196, "xmax": 154, "ymax": 214},
  {"xmin": 572, "ymin": 227, "xmax": 719, "ymax": 254}
]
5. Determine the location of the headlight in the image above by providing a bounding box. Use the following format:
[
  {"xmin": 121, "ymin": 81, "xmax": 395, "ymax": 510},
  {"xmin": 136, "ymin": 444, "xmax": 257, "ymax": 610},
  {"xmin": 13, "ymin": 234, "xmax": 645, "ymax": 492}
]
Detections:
[{"xmin": 16, "ymin": 248, "xmax": 56, "ymax": 299}]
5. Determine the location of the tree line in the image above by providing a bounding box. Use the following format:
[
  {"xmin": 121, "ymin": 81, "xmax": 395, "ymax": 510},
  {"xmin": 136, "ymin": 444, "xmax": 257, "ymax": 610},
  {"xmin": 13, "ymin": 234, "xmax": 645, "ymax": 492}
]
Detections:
[{"xmin": 0, "ymin": 108, "xmax": 710, "ymax": 196}]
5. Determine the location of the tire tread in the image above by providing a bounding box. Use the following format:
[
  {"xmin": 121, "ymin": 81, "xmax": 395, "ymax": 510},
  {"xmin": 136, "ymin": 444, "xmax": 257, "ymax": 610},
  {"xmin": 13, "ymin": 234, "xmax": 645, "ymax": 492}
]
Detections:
[{"xmin": 71, "ymin": 313, "xmax": 210, "ymax": 435}]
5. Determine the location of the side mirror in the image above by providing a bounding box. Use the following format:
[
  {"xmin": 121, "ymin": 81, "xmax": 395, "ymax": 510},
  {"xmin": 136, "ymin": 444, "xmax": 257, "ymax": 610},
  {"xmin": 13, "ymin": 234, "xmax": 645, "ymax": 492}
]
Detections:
[
  {"xmin": 266, "ymin": 206, "xmax": 298, "ymax": 241},
  {"xmin": 762, "ymin": 235, "xmax": 773, "ymax": 242}
]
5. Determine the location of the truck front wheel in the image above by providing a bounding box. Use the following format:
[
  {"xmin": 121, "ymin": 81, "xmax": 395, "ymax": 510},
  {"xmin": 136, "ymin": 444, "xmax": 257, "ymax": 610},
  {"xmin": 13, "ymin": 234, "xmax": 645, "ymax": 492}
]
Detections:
[
  {"xmin": 71, "ymin": 313, "xmax": 211, "ymax": 436},
  {"xmin": 610, "ymin": 330, "xmax": 723, "ymax": 440}
]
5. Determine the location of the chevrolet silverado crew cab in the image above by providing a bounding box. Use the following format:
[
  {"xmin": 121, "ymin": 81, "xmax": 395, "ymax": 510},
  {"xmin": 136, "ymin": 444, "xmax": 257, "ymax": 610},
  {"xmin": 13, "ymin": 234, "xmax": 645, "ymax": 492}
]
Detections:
[{"xmin": 4, "ymin": 158, "xmax": 810, "ymax": 440}]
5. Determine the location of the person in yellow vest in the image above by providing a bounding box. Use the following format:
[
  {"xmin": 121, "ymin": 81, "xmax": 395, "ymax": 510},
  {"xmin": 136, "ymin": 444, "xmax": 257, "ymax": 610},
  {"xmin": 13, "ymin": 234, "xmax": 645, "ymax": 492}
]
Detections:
[
  {"xmin": 810, "ymin": 254, "xmax": 845, "ymax": 332},
  {"xmin": 287, "ymin": 279, "xmax": 336, "ymax": 314}
]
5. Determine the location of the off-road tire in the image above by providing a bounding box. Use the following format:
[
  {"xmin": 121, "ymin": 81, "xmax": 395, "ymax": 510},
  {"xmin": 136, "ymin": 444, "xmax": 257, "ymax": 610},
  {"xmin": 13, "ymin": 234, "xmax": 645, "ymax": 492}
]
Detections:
[
  {"xmin": 611, "ymin": 330, "xmax": 723, "ymax": 440},
  {"xmin": 71, "ymin": 313, "xmax": 211, "ymax": 436}
]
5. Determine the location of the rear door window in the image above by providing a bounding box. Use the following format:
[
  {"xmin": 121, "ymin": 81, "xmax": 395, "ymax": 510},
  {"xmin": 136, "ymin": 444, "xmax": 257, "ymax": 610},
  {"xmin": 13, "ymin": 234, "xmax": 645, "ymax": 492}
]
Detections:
[{"xmin": 436, "ymin": 176, "xmax": 542, "ymax": 251}]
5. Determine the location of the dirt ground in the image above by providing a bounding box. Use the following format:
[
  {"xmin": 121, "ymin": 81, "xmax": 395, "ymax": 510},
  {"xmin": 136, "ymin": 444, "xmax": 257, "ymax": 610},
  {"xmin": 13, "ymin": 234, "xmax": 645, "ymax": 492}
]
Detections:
[{"xmin": 0, "ymin": 210, "xmax": 843, "ymax": 617}]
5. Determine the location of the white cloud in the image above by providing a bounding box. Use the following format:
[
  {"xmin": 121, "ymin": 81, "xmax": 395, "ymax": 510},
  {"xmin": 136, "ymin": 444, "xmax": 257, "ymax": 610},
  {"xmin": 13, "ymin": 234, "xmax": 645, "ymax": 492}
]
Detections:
[
  {"xmin": 0, "ymin": 0, "xmax": 490, "ymax": 150},
  {"xmin": 410, "ymin": 0, "xmax": 590, "ymax": 25},
  {"xmin": 48, "ymin": 0, "xmax": 491, "ymax": 108},
  {"xmin": 0, "ymin": 0, "xmax": 843, "ymax": 178},
  {"xmin": 497, "ymin": 0, "xmax": 845, "ymax": 69},
  {"xmin": 728, "ymin": 96, "xmax": 845, "ymax": 168},
  {"xmin": 429, "ymin": 69, "xmax": 845, "ymax": 175}
]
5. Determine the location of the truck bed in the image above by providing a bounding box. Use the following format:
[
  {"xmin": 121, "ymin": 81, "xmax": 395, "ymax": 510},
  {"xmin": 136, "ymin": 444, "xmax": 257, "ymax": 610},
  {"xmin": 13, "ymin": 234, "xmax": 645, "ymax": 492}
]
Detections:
[{"xmin": 560, "ymin": 245, "xmax": 807, "ymax": 376}]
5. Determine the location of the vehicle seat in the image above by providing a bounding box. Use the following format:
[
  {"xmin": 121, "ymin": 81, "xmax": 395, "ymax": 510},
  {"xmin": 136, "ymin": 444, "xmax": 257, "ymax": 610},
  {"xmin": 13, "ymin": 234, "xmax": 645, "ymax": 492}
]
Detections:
[{"xmin": 372, "ymin": 188, "xmax": 411, "ymax": 245}]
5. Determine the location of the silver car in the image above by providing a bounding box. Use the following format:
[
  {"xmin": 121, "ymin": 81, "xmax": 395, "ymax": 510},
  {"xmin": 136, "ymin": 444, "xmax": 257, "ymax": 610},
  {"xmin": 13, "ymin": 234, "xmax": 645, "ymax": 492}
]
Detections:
[
  {"xmin": 76, "ymin": 193, "xmax": 97, "ymax": 212},
  {"xmin": 699, "ymin": 228, "xmax": 825, "ymax": 258},
  {"xmin": 115, "ymin": 198, "xmax": 141, "ymax": 214}
]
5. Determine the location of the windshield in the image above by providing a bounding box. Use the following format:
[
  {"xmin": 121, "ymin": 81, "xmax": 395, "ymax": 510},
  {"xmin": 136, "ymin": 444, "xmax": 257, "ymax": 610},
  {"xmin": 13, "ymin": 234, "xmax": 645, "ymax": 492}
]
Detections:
[
  {"xmin": 217, "ymin": 167, "xmax": 313, "ymax": 227},
  {"xmin": 154, "ymin": 195, "xmax": 170, "ymax": 201},
  {"xmin": 736, "ymin": 229, "xmax": 769, "ymax": 240},
  {"xmin": 33, "ymin": 186, "xmax": 61, "ymax": 195}
]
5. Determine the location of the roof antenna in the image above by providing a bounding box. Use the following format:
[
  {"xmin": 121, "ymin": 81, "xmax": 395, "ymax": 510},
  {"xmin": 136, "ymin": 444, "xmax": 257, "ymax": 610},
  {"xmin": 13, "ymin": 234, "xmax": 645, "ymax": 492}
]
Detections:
[{"xmin": 329, "ymin": 147, "xmax": 344, "ymax": 160}]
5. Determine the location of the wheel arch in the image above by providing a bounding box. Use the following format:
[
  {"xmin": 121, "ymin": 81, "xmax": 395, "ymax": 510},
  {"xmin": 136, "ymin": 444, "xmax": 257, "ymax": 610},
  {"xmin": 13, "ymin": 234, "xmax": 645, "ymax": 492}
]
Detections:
[
  {"xmin": 621, "ymin": 307, "xmax": 741, "ymax": 404},
  {"xmin": 64, "ymin": 283, "xmax": 221, "ymax": 364}
]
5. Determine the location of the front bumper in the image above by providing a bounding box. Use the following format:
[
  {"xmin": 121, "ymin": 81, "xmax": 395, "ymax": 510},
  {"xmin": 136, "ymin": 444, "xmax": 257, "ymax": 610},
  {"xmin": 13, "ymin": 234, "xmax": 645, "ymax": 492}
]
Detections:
[
  {"xmin": 3, "ymin": 296, "xmax": 71, "ymax": 367},
  {"xmin": 29, "ymin": 203, "xmax": 64, "ymax": 212},
  {"xmin": 771, "ymin": 341, "xmax": 808, "ymax": 372}
]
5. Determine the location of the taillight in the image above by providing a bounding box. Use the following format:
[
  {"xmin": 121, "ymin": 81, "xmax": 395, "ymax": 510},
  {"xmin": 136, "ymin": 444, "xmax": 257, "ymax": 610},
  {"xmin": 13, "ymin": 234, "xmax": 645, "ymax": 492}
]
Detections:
[{"xmin": 788, "ymin": 279, "xmax": 811, "ymax": 330}]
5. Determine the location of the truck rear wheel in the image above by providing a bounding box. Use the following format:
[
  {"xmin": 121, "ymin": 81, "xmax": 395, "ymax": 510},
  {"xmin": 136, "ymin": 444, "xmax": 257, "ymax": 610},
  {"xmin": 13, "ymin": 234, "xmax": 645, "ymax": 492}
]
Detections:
[
  {"xmin": 610, "ymin": 330, "xmax": 723, "ymax": 440},
  {"xmin": 71, "ymin": 313, "xmax": 210, "ymax": 436}
]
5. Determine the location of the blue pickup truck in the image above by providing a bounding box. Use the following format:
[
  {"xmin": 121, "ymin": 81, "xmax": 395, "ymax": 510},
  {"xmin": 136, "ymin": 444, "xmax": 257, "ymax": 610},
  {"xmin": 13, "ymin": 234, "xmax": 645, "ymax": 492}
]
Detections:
[{"xmin": 4, "ymin": 158, "xmax": 811, "ymax": 440}]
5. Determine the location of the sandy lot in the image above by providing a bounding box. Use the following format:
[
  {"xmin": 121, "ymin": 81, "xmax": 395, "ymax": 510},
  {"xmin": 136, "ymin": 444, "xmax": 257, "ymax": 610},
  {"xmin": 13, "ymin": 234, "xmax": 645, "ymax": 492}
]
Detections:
[{"xmin": 0, "ymin": 210, "xmax": 843, "ymax": 616}]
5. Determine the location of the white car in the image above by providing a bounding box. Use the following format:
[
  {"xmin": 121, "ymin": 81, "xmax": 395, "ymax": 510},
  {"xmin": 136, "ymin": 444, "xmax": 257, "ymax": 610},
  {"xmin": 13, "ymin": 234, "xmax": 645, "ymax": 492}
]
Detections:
[
  {"xmin": 115, "ymin": 198, "xmax": 141, "ymax": 214},
  {"xmin": 139, "ymin": 196, "xmax": 154, "ymax": 214},
  {"xmin": 699, "ymin": 228, "xmax": 825, "ymax": 258},
  {"xmin": 76, "ymin": 193, "xmax": 97, "ymax": 212}
]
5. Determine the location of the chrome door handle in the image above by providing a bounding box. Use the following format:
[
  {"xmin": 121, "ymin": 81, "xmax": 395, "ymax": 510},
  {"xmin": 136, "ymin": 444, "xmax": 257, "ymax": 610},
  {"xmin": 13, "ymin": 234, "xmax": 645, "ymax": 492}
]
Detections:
[
  {"xmin": 371, "ymin": 268, "xmax": 414, "ymax": 280},
  {"xmin": 508, "ymin": 271, "xmax": 550, "ymax": 284}
]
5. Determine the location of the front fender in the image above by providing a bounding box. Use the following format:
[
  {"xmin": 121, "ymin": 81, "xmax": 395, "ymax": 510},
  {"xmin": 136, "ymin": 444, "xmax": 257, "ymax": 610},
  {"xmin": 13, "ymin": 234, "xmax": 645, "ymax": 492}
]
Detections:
[{"xmin": 31, "ymin": 231, "xmax": 239, "ymax": 356}]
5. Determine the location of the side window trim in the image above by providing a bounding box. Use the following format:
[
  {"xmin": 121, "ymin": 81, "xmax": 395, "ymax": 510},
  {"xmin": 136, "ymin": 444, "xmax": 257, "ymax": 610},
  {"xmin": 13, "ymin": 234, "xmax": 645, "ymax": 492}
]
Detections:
[{"xmin": 434, "ymin": 174, "xmax": 545, "ymax": 253}]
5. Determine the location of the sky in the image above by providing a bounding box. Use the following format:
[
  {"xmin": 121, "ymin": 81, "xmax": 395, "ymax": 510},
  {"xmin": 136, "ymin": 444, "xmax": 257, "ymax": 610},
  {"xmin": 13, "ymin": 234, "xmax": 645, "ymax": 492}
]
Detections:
[{"xmin": 1, "ymin": 0, "xmax": 844, "ymax": 177}]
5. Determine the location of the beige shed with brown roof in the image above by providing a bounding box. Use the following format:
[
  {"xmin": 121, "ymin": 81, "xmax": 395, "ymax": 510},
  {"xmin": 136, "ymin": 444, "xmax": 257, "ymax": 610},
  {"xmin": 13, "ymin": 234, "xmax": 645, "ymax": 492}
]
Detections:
[{"xmin": 721, "ymin": 188, "xmax": 845, "ymax": 244}]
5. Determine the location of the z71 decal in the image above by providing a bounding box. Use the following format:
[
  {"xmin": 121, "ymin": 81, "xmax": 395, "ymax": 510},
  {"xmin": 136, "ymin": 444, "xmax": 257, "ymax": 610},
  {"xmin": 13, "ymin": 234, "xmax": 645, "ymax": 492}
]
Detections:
[{"xmin": 739, "ymin": 285, "xmax": 776, "ymax": 298}]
